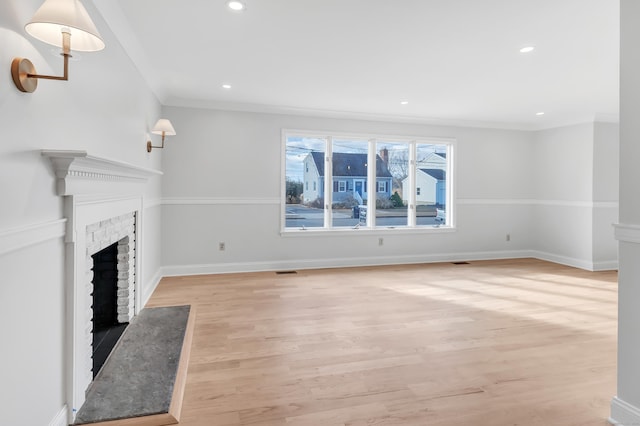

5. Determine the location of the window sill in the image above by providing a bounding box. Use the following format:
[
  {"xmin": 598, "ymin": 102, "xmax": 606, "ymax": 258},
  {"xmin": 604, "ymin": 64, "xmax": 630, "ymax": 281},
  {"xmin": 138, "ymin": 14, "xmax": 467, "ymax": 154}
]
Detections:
[{"xmin": 280, "ymin": 225, "xmax": 456, "ymax": 237}]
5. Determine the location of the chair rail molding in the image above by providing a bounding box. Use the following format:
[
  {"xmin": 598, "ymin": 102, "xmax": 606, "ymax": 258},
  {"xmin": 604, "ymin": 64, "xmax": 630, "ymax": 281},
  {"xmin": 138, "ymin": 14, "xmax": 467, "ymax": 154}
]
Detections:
[
  {"xmin": 41, "ymin": 150, "xmax": 162, "ymax": 196},
  {"xmin": 614, "ymin": 223, "xmax": 640, "ymax": 244}
]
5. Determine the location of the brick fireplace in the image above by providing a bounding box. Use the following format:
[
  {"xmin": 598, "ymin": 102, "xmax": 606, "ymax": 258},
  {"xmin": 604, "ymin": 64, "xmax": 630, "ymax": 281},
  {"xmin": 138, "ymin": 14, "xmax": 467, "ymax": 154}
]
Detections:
[
  {"xmin": 87, "ymin": 213, "xmax": 136, "ymax": 324},
  {"xmin": 85, "ymin": 213, "xmax": 136, "ymax": 378},
  {"xmin": 41, "ymin": 150, "xmax": 162, "ymax": 421}
]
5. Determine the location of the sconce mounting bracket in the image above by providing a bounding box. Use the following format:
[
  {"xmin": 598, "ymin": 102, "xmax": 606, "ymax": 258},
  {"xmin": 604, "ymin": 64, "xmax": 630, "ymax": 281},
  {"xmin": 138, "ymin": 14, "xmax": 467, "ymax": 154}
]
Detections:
[{"xmin": 11, "ymin": 58, "xmax": 38, "ymax": 93}]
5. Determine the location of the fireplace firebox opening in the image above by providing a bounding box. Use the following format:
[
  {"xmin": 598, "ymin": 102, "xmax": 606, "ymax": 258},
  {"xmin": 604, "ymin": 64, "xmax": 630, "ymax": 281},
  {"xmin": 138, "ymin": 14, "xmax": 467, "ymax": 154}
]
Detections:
[{"xmin": 91, "ymin": 241, "xmax": 128, "ymax": 378}]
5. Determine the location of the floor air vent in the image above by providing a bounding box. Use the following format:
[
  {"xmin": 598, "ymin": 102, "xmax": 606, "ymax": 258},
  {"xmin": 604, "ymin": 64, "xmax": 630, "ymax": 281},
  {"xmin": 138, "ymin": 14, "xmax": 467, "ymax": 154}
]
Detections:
[
  {"xmin": 276, "ymin": 271, "xmax": 298, "ymax": 275},
  {"xmin": 452, "ymin": 261, "xmax": 470, "ymax": 265}
]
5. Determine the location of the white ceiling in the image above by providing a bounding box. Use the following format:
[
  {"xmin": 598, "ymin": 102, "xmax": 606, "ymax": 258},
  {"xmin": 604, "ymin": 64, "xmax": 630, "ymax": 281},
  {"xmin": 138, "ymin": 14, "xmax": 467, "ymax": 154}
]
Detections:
[{"xmin": 93, "ymin": 0, "xmax": 619, "ymax": 130}]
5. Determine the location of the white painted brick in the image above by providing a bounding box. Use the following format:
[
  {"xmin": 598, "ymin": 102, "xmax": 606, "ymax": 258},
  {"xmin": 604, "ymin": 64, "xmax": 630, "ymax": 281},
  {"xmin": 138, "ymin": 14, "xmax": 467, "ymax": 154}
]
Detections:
[
  {"xmin": 117, "ymin": 271, "xmax": 131, "ymax": 280},
  {"xmin": 86, "ymin": 243, "xmax": 99, "ymax": 256},
  {"xmin": 93, "ymin": 228, "xmax": 106, "ymax": 241},
  {"xmin": 117, "ymin": 267, "xmax": 131, "ymax": 276},
  {"xmin": 86, "ymin": 222, "xmax": 100, "ymax": 232}
]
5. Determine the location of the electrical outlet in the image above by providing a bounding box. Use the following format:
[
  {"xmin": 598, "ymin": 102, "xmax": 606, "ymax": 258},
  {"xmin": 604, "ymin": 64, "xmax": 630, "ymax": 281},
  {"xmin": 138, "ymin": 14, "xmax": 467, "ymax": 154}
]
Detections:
[
  {"xmin": 506, "ymin": 234, "xmax": 511, "ymax": 242},
  {"xmin": 219, "ymin": 242, "xmax": 226, "ymax": 251},
  {"xmin": 378, "ymin": 237, "xmax": 384, "ymax": 246}
]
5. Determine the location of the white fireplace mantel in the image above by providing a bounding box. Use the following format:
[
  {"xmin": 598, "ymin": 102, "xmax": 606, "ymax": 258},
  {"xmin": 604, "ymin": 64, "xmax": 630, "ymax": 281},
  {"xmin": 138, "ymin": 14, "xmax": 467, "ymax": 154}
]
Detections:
[
  {"xmin": 41, "ymin": 149, "xmax": 162, "ymax": 419},
  {"xmin": 42, "ymin": 150, "xmax": 163, "ymax": 196}
]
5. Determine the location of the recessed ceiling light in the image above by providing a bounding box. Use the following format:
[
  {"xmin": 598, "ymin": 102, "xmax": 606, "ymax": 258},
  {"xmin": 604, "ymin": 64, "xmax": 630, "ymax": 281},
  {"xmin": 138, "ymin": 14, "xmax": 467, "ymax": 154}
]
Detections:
[
  {"xmin": 227, "ymin": 1, "xmax": 245, "ymax": 11},
  {"xmin": 519, "ymin": 46, "xmax": 535, "ymax": 53},
  {"xmin": 222, "ymin": 84, "xmax": 232, "ymax": 89},
  {"xmin": 400, "ymin": 101, "xmax": 409, "ymax": 105},
  {"xmin": 536, "ymin": 112, "xmax": 545, "ymax": 116}
]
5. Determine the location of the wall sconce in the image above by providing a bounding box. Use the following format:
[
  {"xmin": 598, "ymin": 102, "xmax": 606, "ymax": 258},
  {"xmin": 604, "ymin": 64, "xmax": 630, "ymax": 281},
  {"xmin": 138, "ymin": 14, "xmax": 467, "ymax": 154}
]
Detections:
[
  {"xmin": 147, "ymin": 119, "xmax": 177, "ymax": 152},
  {"xmin": 11, "ymin": 0, "xmax": 105, "ymax": 93}
]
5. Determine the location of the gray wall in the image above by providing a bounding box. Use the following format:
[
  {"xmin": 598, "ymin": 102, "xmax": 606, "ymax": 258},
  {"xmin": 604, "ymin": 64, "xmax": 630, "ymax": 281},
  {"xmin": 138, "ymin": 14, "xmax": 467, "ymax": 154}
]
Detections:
[{"xmin": 159, "ymin": 107, "xmax": 618, "ymax": 275}]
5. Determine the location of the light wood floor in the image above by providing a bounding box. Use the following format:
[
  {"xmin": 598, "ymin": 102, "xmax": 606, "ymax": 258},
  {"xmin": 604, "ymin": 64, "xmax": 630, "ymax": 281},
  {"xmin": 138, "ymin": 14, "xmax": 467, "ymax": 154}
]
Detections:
[{"xmin": 147, "ymin": 258, "xmax": 618, "ymax": 426}]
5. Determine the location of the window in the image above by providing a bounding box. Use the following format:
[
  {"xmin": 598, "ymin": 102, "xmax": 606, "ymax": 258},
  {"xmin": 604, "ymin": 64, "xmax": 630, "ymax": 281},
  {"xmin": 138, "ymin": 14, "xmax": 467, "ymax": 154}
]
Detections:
[
  {"xmin": 284, "ymin": 132, "xmax": 453, "ymax": 231},
  {"xmin": 285, "ymin": 136, "xmax": 327, "ymax": 229},
  {"xmin": 330, "ymin": 138, "xmax": 368, "ymax": 227},
  {"xmin": 374, "ymin": 141, "xmax": 408, "ymax": 226},
  {"xmin": 415, "ymin": 144, "xmax": 448, "ymax": 226}
]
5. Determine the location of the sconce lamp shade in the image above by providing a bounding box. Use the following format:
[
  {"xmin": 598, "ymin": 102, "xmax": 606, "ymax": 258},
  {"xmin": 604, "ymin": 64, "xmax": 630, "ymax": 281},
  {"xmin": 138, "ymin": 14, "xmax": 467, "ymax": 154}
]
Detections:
[
  {"xmin": 152, "ymin": 119, "xmax": 177, "ymax": 136},
  {"xmin": 146, "ymin": 118, "xmax": 176, "ymax": 152},
  {"xmin": 25, "ymin": 0, "xmax": 105, "ymax": 52}
]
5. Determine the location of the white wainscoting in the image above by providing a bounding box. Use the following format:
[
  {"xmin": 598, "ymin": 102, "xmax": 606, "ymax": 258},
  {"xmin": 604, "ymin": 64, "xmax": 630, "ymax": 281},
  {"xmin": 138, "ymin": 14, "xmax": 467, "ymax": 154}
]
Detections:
[{"xmin": 161, "ymin": 197, "xmax": 618, "ymax": 274}]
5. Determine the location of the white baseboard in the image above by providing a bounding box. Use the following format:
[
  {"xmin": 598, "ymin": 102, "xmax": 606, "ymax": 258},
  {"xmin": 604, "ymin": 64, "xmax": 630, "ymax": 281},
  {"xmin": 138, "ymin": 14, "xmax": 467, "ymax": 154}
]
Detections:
[
  {"xmin": 530, "ymin": 250, "xmax": 618, "ymax": 272},
  {"xmin": 593, "ymin": 259, "xmax": 619, "ymax": 271},
  {"xmin": 609, "ymin": 396, "xmax": 640, "ymax": 425},
  {"xmin": 48, "ymin": 406, "xmax": 68, "ymax": 426},
  {"xmin": 160, "ymin": 249, "xmax": 616, "ymax": 282},
  {"xmin": 161, "ymin": 250, "xmax": 534, "ymax": 277}
]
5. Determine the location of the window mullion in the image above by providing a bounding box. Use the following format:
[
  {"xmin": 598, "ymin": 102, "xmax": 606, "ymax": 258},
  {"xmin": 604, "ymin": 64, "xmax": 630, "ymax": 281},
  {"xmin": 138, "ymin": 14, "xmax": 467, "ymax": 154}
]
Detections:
[
  {"xmin": 324, "ymin": 136, "xmax": 333, "ymax": 229},
  {"xmin": 408, "ymin": 141, "xmax": 417, "ymax": 227},
  {"xmin": 367, "ymin": 139, "xmax": 377, "ymax": 227}
]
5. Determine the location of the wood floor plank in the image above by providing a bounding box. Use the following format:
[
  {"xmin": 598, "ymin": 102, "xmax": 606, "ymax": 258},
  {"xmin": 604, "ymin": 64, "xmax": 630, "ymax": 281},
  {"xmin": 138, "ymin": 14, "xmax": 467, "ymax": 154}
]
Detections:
[{"xmin": 147, "ymin": 258, "xmax": 617, "ymax": 425}]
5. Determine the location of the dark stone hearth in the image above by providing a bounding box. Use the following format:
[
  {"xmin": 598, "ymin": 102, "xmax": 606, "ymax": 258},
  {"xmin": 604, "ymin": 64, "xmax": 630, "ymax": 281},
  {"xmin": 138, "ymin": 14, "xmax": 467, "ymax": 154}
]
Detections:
[{"xmin": 74, "ymin": 305, "xmax": 191, "ymax": 425}]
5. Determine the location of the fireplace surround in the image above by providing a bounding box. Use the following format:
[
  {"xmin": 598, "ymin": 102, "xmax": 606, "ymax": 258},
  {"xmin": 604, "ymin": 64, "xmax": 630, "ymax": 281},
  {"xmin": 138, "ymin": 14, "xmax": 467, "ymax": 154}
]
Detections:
[{"xmin": 42, "ymin": 150, "xmax": 161, "ymax": 420}]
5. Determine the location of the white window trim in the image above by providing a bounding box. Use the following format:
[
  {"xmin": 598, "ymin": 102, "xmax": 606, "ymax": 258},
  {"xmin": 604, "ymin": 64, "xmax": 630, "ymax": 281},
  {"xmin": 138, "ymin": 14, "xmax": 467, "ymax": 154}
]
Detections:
[{"xmin": 282, "ymin": 129, "xmax": 456, "ymax": 234}]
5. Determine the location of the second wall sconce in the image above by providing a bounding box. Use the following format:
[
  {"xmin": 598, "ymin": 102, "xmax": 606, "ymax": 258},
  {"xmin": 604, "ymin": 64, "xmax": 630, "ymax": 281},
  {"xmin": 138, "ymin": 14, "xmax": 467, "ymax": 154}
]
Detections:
[
  {"xmin": 12, "ymin": 0, "xmax": 105, "ymax": 93},
  {"xmin": 147, "ymin": 119, "xmax": 177, "ymax": 152}
]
